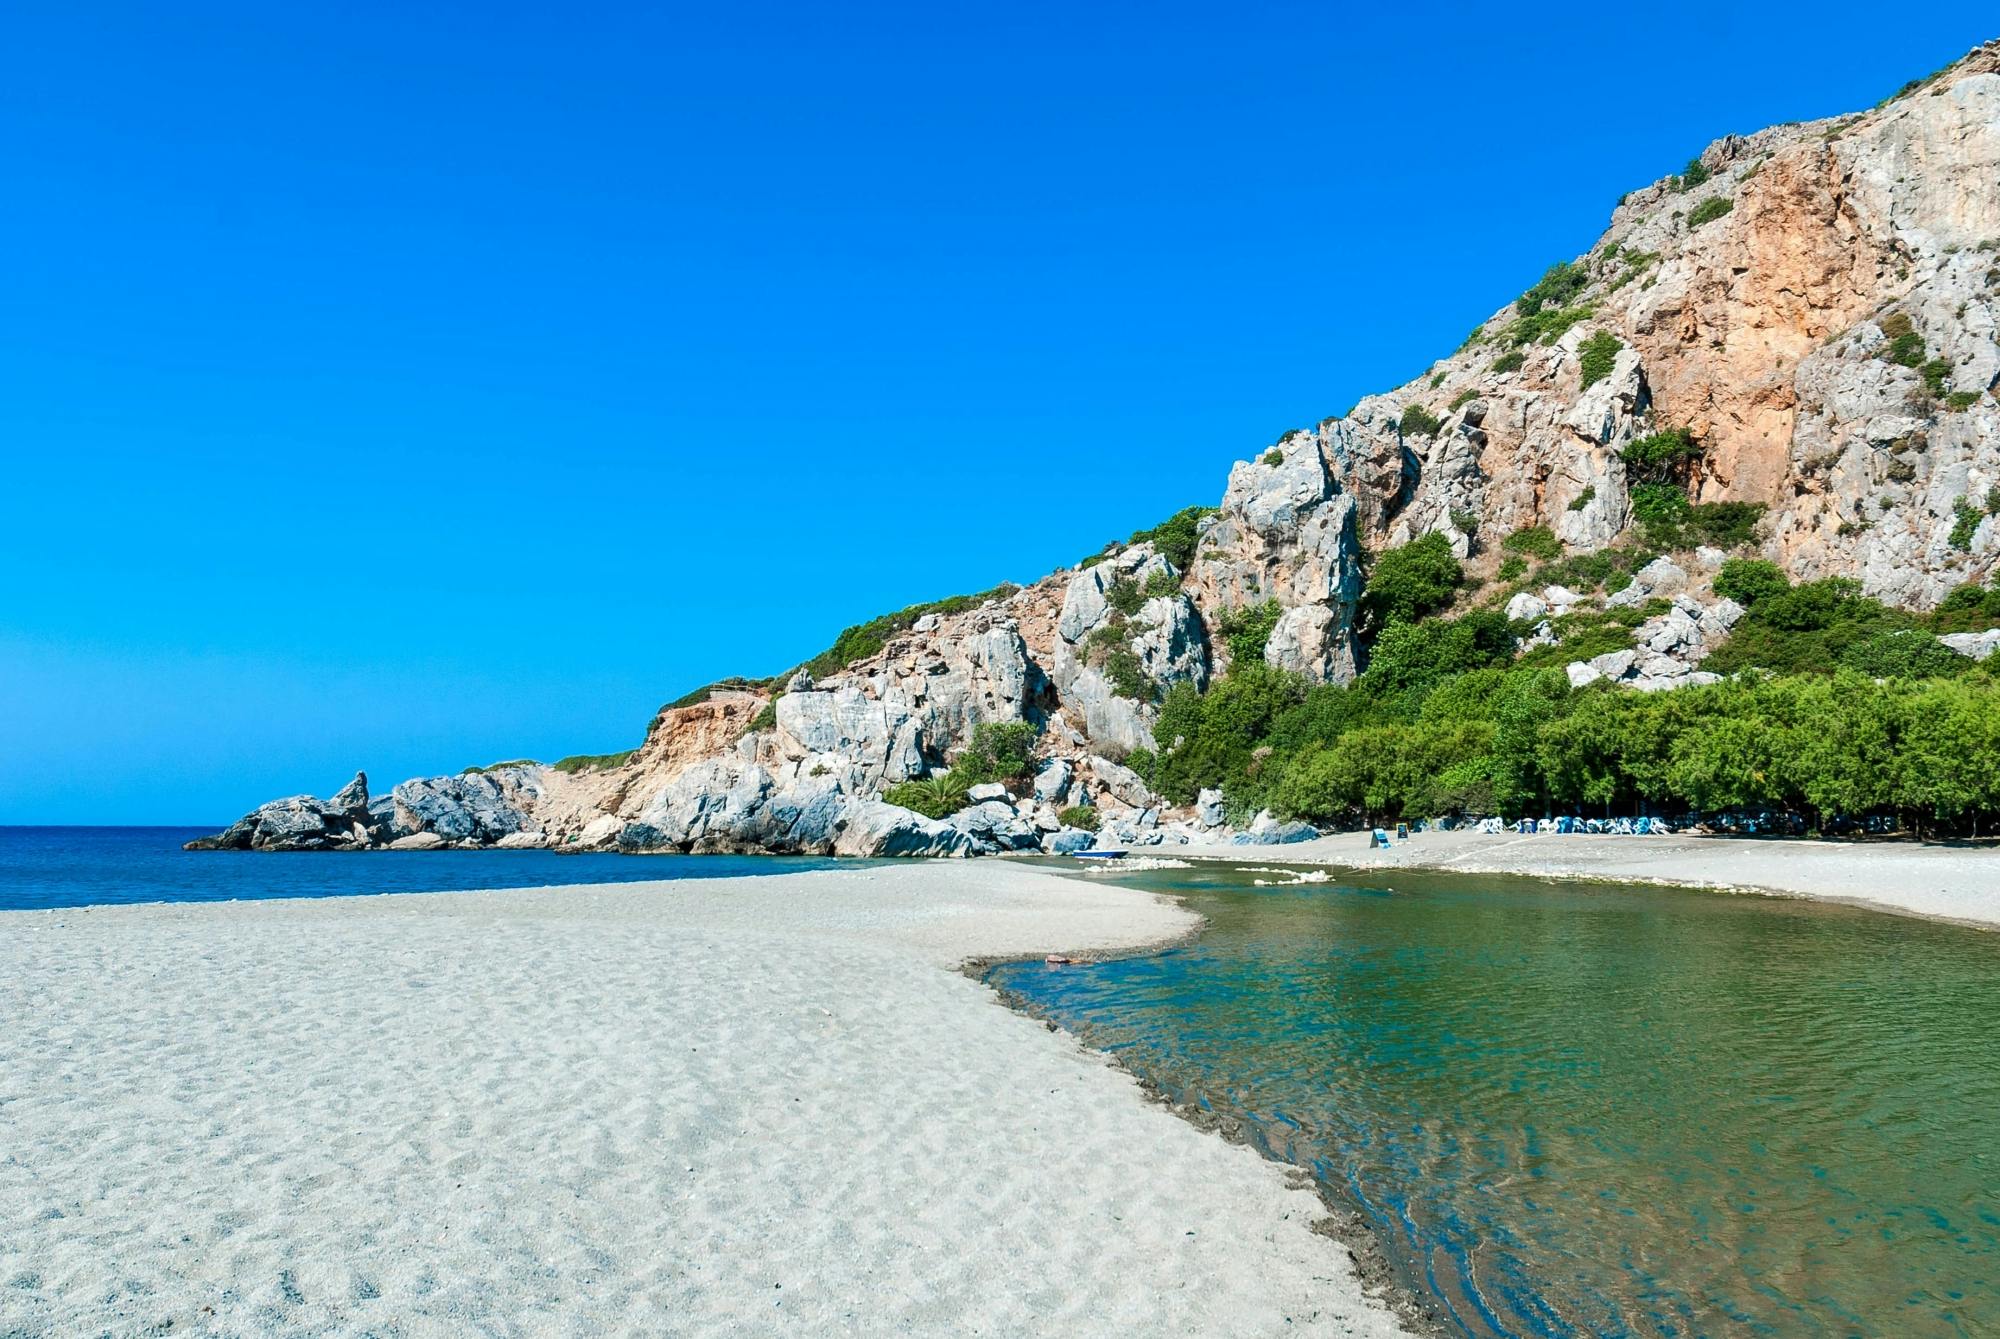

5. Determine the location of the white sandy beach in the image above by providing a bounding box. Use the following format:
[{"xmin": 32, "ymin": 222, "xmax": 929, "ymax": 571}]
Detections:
[
  {"xmin": 0, "ymin": 862, "xmax": 1415, "ymax": 1338},
  {"xmin": 1185, "ymin": 829, "xmax": 2000, "ymax": 928}
]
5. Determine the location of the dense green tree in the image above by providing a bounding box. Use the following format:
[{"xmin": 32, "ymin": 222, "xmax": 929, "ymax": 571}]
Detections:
[{"xmin": 1361, "ymin": 533, "xmax": 1463, "ymax": 627}]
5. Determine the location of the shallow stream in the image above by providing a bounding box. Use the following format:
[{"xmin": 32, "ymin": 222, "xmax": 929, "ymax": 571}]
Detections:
[{"xmin": 990, "ymin": 861, "xmax": 2000, "ymax": 1337}]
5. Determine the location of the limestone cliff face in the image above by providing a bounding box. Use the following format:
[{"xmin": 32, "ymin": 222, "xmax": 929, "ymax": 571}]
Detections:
[
  {"xmin": 193, "ymin": 44, "xmax": 2000, "ymax": 856},
  {"xmin": 1375, "ymin": 44, "xmax": 2000, "ymax": 609}
]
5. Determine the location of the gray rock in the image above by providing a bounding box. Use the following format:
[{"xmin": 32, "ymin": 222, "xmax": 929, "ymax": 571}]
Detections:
[
  {"xmin": 1130, "ymin": 595, "xmax": 1211, "ymax": 690},
  {"xmin": 838, "ymin": 801, "xmax": 975, "ymax": 858},
  {"xmin": 1031, "ymin": 758, "xmax": 1072, "ymax": 805},
  {"xmin": 1942, "ymin": 628, "xmax": 2000, "ymax": 659},
  {"xmin": 1231, "ymin": 820, "xmax": 1319, "ymax": 846},
  {"xmin": 965, "ymin": 782, "xmax": 1010, "ymax": 803},
  {"xmin": 1089, "ymin": 758, "xmax": 1155, "ymax": 809},
  {"xmin": 1505, "ymin": 592, "xmax": 1548, "ymax": 622},
  {"xmin": 391, "ymin": 774, "xmax": 540, "ymax": 845},
  {"xmin": 328, "ymin": 772, "xmax": 370, "ymax": 820},
  {"xmin": 947, "ymin": 800, "xmax": 1039, "ymax": 853},
  {"xmin": 1043, "ymin": 828, "xmax": 1098, "ymax": 855},
  {"xmin": 1196, "ymin": 787, "xmax": 1226, "ymax": 827},
  {"xmin": 1589, "ymin": 649, "xmax": 1638, "ymax": 680},
  {"xmin": 1540, "ymin": 584, "xmax": 1584, "ymax": 611},
  {"xmin": 1567, "ymin": 661, "xmax": 1604, "ymax": 687}
]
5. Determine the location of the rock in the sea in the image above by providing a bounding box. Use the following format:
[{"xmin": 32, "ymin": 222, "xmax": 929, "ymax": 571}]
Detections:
[{"xmin": 328, "ymin": 771, "xmax": 370, "ymax": 820}]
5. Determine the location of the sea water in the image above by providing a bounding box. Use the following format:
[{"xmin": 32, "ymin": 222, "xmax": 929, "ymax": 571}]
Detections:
[
  {"xmin": 0, "ymin": 826, "xmax": 854, "ymax": 911},
  {"xmin": 990, "ymin": 861, "xmax": 2000, "ymax": 1338}
]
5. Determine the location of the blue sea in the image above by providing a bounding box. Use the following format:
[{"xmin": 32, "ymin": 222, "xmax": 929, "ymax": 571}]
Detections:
[{"xmin": 0, "ymin": 826, "xmax": 854, "ymax": 912}]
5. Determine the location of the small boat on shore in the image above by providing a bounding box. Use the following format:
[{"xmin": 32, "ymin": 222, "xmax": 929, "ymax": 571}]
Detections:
[{"xmin": 1071, "ymin": 850, "xmax": 1127, "ymax": 860}]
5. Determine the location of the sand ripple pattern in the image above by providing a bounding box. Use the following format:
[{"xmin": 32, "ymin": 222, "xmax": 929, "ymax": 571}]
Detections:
[{"xmin": 0, "ymin": 865, "xmax": 1412, "ymax": 1337}]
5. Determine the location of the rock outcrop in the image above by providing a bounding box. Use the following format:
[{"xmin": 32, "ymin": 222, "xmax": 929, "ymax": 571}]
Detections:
[{"xmin": 192, "ymin": 44, "xmax": 2000, "ymax": 858}]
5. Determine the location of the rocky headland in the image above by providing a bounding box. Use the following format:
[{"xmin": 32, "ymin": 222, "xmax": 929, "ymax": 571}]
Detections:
[{"xmin": 194, "ymin": 43, "xmax": 2000, "ymax": 858}]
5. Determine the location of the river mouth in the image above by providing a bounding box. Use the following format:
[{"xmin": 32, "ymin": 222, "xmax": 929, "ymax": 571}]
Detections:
[{"xmin": 988, "ymin": 860, "xmax": 2000, "ymax": 1339}]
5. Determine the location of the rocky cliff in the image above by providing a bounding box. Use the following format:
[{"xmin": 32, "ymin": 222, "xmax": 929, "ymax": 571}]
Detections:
[{"xmin": 193, "ymin": 43, "xmax": 2000, "ymax": 856}]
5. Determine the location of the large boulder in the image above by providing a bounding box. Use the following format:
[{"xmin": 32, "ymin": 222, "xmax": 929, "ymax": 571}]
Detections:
[
  {"xmin": 836, "ymin": 801, "xmax": 975, "ymax": 858},
  {"xmin": 184, "ymin": 778, "xmax": 381, "ymax": 851},
  {"xmin": 390, "ymin": 773, "xmax": 541, "ymax": 844}
]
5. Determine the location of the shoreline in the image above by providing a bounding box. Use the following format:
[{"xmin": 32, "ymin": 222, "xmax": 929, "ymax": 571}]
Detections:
[
  {"xmin": 0, "ymin": 861, "xmax": 1416, "ymax": 1337},
  {"xmin": 1178, "ymin": 829, "xmax": 2000, "ymax": 929}
]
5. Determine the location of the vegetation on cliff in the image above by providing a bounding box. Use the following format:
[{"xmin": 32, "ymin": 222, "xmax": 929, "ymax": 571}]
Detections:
[{"xmin": 1132, "ymin": 552, "xmax": 2000, "ymax": 832}]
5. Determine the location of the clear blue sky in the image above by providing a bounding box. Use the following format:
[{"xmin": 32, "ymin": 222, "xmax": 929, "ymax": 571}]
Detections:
[{"xmin": 4, "ymin": 2, "xmax": 1994, "ymax": 824}]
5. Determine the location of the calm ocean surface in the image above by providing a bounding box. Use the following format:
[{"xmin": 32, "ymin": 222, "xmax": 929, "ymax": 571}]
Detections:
[
  {"xmin": 0, "ymin": 826, "xmax": 853, "ymax": 911},
  {"xmin": 993, "ymin": 861, "xmax": 2000, "ymax": 1339}
]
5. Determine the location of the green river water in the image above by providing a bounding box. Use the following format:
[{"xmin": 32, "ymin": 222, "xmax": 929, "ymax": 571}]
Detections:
[{"xmin": 987, "ymin": 861, "xmax": 2000, "ymax": 1337}]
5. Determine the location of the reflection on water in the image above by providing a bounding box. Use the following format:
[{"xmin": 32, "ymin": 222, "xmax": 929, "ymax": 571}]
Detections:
[{"xmin": 989, "ymin": 861, "xmax": 2000, "ymax": 1338}]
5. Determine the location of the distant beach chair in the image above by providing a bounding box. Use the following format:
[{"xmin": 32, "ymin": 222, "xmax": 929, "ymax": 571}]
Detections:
[
  {"xmin": 1370, "ymin": 827, "xmax": 1391, "ymax": 848},
  {"xmin": 1395, "ymin": 822, "xmax": 1409, "ymax": 841}
]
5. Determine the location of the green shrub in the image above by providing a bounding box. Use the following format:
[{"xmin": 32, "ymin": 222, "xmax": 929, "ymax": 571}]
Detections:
[
  {"xmin": 1497, "ymin": 554, "xmax": 1528, "ymax": 582},
  {"xmin": 1491, "ymin": 350, "xmax": 1525, "ymax": 375},
  {"xmin": 1430, "ymin": 372, "xmax": 1446, "ymax": 389},
  {"xmin": 1400, "ymin": 403, "xmax": 1443, "ymax": 437},
  {"xmin": 1516, "ymin": 261, "xmax": 1590, "ymax": 316},
  {"xmin": 1363, "ymin": 533, "xmax": 1464, "ymax": 626},
  {"xmin": 1921, "ymin": 358, "xmax": 1952, "ymax": 396},
  {"xmin": 1686, "ymin": 501, "xmax": 1766, "ymax": 548},
  {"xmin": 551, "ymin": 750, "xmax": 637, "ymax": 774},
  {"xmin": 1675, "ymin": 158, "xmax": 1711, "ymax": 192},
  {"xmin": 1934, "ymin": 582, "xmax": 2000, "ymax": 632},
  {"xmin": 883, "ymin": 773, "xmax": 971, "ymax": 819},
  {"xmin": 1500, "ymin": 525, "xmax": 1562, "ymax": 561},
  {"xmin": 1083, "ymin": 619, "xmax": 1155, "ymax": 700},
  {"xmin": 1449, "ymin": 390, "xmax": 1478, "ymax": 411},
  {"xmin": 1569, "ymin": 486, "xmax": 1597, "ymax": 511},
  {"xmin": 1511, "ymin": 608, "xmax": 1640, "ymax": 669},
  {"xmin": 1214, "ymin": 599, "xmax": 1284, "ymax": 664},
  {"xmin": 746, "ymin": 701, "xmax": 778, "ymax": 733},
  {"xmin": 800, "ymin": 584, "xmax": 1020, "ymax": 679},
  {"xmin": 1950, "ymin": 497, "xmax": 1983, "ymax": 551},
  {"xmin": 1505, "ymin": 304, "xmax": 1594, "ymax": 347},
  {"xmin": 1631, "ymin": 482, "xmax": 1692, "ymax": 525},
  {"xmin": 1101, "ymin": 646, "xmax": 1151, "ymax": 700},
  {"xmin": 1263, "ymin": 448, "xmax": 1285, "ymax": 466},
  {"xmin": 1362, "ymin": 610, "xmax": 1515, "ymax": 694},
  {"xmin": 1840, "ymin": 629, "xmax": 1969, "ymax": 679},
  {"xmin": 1057, "ymin": 804, "xmax": 1101, "ymax": 832},
  {"xmin": 1714, "ymin": 558, "xmax": 1790, "ymax": 606},
  {"xmin": 1126, "ymin": 506, "xmax": 1219, "ymax": 570},
  {"xmin": 1687, "ymin": 196, "xmax": 1733, "ymax": 228},
  {"xmin": 1143, "ymin": 568, "xmax": 1181, "ymax": 599},
  {"xmin": 1621, "ymin": 427, "xmax": 1703, "ymax": 481},
  {"xmin": 1947, "ymin": 391, "xmax": 1982, "ymax": 411},
  {"xmin": 464, "ymin": 759, "xmax": 538, "ymax": 775},
  {"xmin": 1577, "ymin": 331, "xmax": 1622, "ymax": 388},
  {"xmin": 1105, "ymin": 576, "xmax": 1144, "ymax": 616},
  {"xmin": 955, "ymin": 721, "xmax": 1041, "ymax": 784},
  {"xmin": 1880, "ymin": 313, "xmax": 1925, "ymax": 367},
  {"xmin": 1449, "ymin": 507, "xmax": 1480, "ymax": 535}
]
